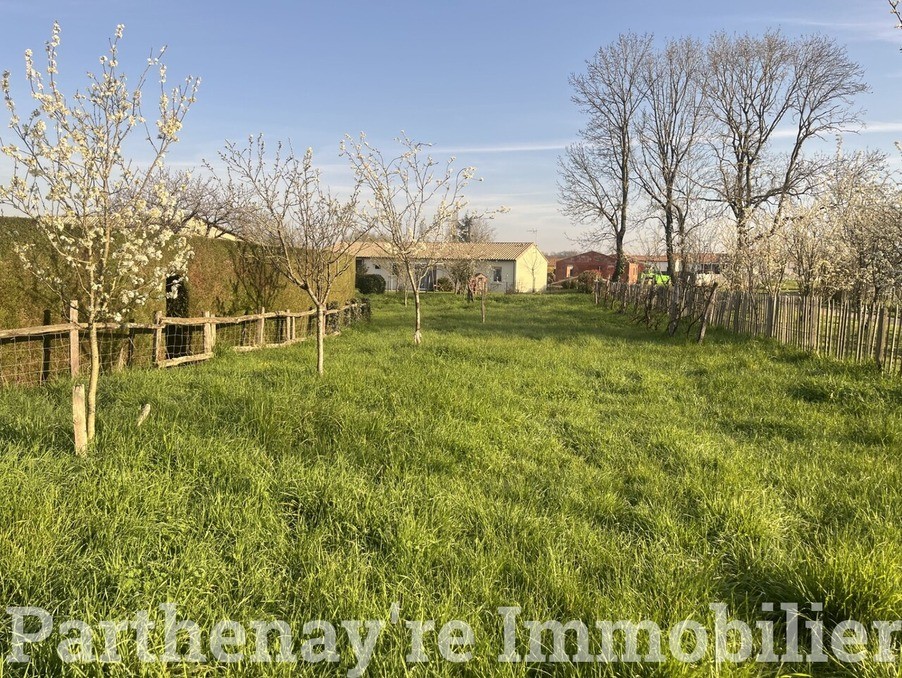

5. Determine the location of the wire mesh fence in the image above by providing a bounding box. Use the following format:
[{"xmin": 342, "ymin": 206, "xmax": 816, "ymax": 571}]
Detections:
[{"xmin": 0, "ymin": 300, "xmax": 370, "ymax": 388}]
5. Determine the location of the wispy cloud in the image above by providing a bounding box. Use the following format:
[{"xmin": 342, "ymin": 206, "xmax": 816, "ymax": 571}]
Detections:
[
  {"xmin": 743, "ymin": 15, "xmax": 900, "ymax": 45},
  {"xmin": 434, "ymin": 141, "xmax": 574, "ymax": 155},
  {"xmin": 766, "ymin": 120, "xmax": 902, "ymax": 140},
  {"xmin": 860, "ymin": 120, "xmax": 902, "ymax": 134}
]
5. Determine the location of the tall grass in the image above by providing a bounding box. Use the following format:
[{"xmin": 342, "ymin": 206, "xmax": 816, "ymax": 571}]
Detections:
[{"xmin": 0, "ymin": 293, "xmax": 899, "ymax": 675}]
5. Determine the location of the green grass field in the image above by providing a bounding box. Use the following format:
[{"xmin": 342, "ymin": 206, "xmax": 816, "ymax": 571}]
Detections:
[{"xmin": 1, "ymin": 293, "xmax": 900, "ymax": 676}]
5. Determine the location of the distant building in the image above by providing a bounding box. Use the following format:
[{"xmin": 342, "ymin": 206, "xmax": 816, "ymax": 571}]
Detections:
[
  {"xmin": 554, "ymin": 251, "xmax": 641, "ymax": 284},
  {"xmin": 632, "ymin": 254, "xmax": 727, "ymax": 280},
  {"xmin": 353, "ymin": 241, "xmax": 548, "ymax": 293}
]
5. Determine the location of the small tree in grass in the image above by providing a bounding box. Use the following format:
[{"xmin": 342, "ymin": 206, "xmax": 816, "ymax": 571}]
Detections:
[
  {"xmin": 0, "ymin": 23, "xmax": 198, "ymax": 453},
  {"xmin": 216, "ymin": 135, "xmax": 366, "ymax": 375},
  {"xmin": 342, "ymin": 133, "xmax": 475, "ymax": 344}
]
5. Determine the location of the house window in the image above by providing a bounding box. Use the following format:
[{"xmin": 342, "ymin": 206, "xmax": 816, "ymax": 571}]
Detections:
[
  {"xmin": 492, "ymin": 266, "xmax": 503, "ymax": 283},
  {"xmin": 566, "ymin": 265, "xmax": 574, "ymax": 277},
  {"xmin": 373, "ymin": 264, "xmax": 381, "ymax": 270}
]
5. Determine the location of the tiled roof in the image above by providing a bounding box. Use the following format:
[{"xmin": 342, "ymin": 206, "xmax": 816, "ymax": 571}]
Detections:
[
  {"xmin": 351, "ymin": 241, "xmax": 540, "ymax": 261},
  {"xmin": 555, "ymin": 251, "xmax": 616, "ymax": 265}
]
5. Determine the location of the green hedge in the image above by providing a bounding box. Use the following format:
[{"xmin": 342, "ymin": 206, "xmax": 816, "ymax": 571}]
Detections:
[
  {"xmin": 0, "ymin": 217, "xmax": 355, "ymax": 327},
  {"xmin": 355, "ymin": 273, "xmax": 386, "ymax": 294}
]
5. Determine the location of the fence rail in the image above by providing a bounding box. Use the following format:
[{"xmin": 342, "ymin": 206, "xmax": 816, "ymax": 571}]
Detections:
[
  {"xmin": 0, "ymin": 301, "xmax": 370, "ymax": 388},
  {"xmin": 596, "ymin": 280, "xmax": 902, "ymax": 376}
]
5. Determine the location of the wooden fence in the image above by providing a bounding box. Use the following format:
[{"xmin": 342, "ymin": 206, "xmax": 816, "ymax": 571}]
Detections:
[
  {"xmin": 0, "ymin": 300, "xmax": 370, "ymax": 387},
  {"xmin": 596, "ymin": 280, "xmax": 902, "ymax": 376}
]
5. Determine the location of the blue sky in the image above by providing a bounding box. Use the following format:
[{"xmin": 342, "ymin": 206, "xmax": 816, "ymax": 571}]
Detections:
[{"xmin": 1, "ymin": 0, "xmax": 900, "ymax": 250}]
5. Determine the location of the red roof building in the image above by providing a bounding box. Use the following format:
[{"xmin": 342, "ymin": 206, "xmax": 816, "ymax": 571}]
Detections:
[{"xmin": 554, "ymin": 251, "xmax": 641, "ymax": 284}]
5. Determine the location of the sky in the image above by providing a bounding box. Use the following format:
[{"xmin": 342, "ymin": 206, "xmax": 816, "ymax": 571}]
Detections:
[{"xmin": 0, "ymin": 0, "xmax": 900, "ymax": 251}]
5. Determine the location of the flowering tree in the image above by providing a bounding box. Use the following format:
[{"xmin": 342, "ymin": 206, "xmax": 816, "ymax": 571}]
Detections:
[
  {"xmin": 0, "ymin": 23, "xmax": 199, "ymax": 452},
  {"xmin": 343, "ymin": 133, "xmax": 476, "ymax": 344},
  {"xmin": 216, "ymin": 136, "xmax": 365, "ymax": 375}
]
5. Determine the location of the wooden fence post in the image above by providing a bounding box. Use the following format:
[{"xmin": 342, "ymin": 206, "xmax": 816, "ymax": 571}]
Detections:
[
  {"xmin": 765, "ymin": 295, "xmax": 775, "ymax": 338},
  {"xmin": 152, "ymin": 310, "xmax": 165, "ymax": 366},
  {"xmin": 697, "ymin": 285, "xmax": 718, "ymax": 344},
  {"xmin": 257, "ymin": 307, "xmax": 266, "ymax": 347},
  {"xmin": 203, "ymin": 311, "xmax": 214, "ymax": 354},
  {"xmin": 875, "ymin": 305, "xmax": 888, "ymax": 371},
  {"xmin": 69, "ymin": 301, "xmax": 80, "ymax": 377}
]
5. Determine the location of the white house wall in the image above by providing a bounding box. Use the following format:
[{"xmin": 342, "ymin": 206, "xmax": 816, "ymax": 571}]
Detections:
[
  {"xmin": 358, "ymin": 257, "xmax": 520, "ymax": 292},
  {"xmin": 514, "ymin": 246, "xmax": 548, "ymax": 293}
]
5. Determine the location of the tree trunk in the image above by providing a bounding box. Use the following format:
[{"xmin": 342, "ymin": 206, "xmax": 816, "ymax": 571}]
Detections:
[
  {"xmin": 667, "ymin": 281, "xmax": 681, "ymax": 336},
  {"xmin": 697, "ymin": 285, "xmax": 718, "ymax": 344},
  {"xmin": 664, "ymin": 210, "xmax": 676, "ymax": 281},
  {"xmin": 86, "ymin": 323, "xmax": 100, "ymax": 444},
  {"xmin": 413, "ymin": 290, "xmax": 422, "ymax": 344},
  {"xmin": 72, "ymin": 383, "xmax": 88, "ymax": 456},
  {"xmin": 316, "ymin": 305, "xmax": 325, "ymax": 375},
  {"xmin": 613, "ymin": 231, "xmax": 626, "ymax": 282}
]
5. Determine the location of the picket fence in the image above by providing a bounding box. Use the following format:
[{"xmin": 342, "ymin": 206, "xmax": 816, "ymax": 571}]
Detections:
[{"xmin": 596, "ymin": 280, "xmax": 902, "ymax": 375}]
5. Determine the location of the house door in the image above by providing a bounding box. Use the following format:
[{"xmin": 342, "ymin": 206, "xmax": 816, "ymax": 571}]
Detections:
[
  {"xmin": 165, "ymin": 275, "xmax": 190, "ymax": 358},
  {"xmin": 420, "ymin": 267, "xmax": 435, "ymax": 291}
]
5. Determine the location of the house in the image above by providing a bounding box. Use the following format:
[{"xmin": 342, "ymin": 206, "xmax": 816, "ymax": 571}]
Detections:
[
  {"xmin": 354, "ymin": 241, "xmax": 548, "ymax": 293},
  {"xmin": 633, "ymin": 253, "xmax": 728, "ymax": 279},
  {"xmin": 554, "ymin": 251, "xmax": 642, "ymax": 284}
]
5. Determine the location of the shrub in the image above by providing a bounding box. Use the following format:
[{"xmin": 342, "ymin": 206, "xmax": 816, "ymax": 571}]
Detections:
[
  {"xmin": 577, "ymin": 270, "xmax": 601, "ymax": 293},
  {"xmin": 356, "ymin": 274, "xmax": 386, "ymax": 294},
  {"xmin": 434, "ymin": 277, "xmax": 453, "ymax": 292}
]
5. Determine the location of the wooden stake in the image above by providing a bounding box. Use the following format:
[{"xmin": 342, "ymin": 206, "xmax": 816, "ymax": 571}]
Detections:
[{"xmin": 875, "ymin": 305, "xmax": 888, "ymax": 371}]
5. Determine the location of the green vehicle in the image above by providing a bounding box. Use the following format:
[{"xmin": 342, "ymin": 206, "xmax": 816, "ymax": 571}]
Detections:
[{"xmin": 639, "ymin": 270, "xmax": 671, "ymax": 285}]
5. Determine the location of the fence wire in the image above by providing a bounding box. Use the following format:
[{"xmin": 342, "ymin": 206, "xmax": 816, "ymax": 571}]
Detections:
[{"xmin": 0, "ymin": 301, "xmax": 369, "ymax": 388}]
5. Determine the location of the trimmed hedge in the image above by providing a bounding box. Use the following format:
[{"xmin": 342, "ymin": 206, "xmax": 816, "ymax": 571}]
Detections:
[
  {"xmin": 0, "ymin": 217, "xmax": 355, "ymax": 326},
  {"xmin": 356, "ymin": 274, "xmax": 386, "ymax": 294}
]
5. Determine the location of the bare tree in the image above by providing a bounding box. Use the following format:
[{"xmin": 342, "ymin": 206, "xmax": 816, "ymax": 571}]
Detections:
[
  {"xmin": 447, "ymin": 255, "xmax": 484, "ymax": 296},
  {"xmin": 636, "ymin": 37, "xmax": 709, "ymax": 283},
  {"xmin": 135, "ymin": 169, "xmax": 252, "ymax": 238},
  {"xmin": 449, "ymin": 212, "xmax": 495, "ymax": 242},
  {"xmin": 444, "ymin": 213, "xmax": 496, "ymax": 294},
  {"xmin": 228, "ymin": 238, "xmax": 287, "ymax": 312},
  {"xmin": 520, "ymin": 247, "xmax": 546, "ymax": 293},
  {"xmin": 343, "ymin": 133, "xmax": 475, "ymax": 344},
  {"xmin": 706, "ymin": 30, "xmax": 868, "ymax": 285},
  {"xmin": 560, "ymin": 33, "xmax": 653, "ymax": 282},
  {"xmin": 216, "ymin": 136, "xmax": 365, "ymax": 375}
]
